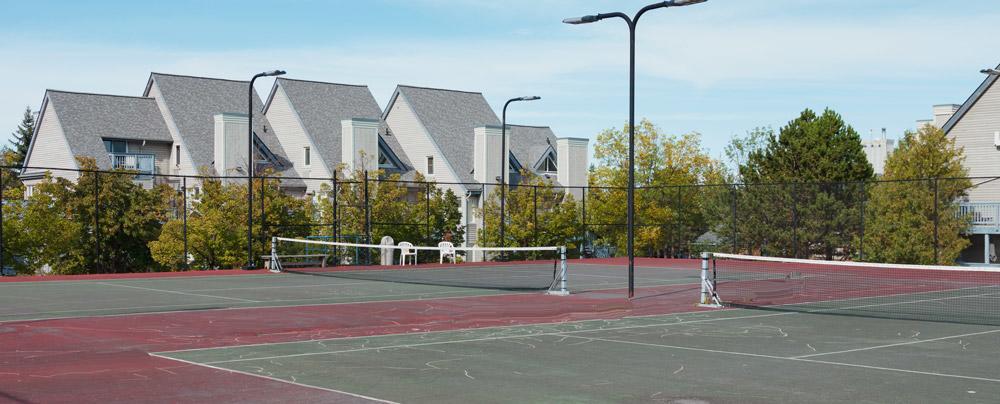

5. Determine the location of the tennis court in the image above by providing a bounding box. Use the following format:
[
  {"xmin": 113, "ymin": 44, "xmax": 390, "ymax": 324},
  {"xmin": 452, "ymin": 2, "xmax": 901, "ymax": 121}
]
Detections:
[{"xmin": 3, "ymin": 252, "xmax": 1000, "ymax": 403}]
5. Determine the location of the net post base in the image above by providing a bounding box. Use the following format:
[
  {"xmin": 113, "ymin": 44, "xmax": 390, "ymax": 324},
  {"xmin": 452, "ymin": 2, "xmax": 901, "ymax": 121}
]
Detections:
[
  {"xmin": 698, "ymin": 303, "xmax": 723, "ymax": 309},
  {"xmin": 546, "ymin": 290, "xmax": 571, "ymax": 297}
]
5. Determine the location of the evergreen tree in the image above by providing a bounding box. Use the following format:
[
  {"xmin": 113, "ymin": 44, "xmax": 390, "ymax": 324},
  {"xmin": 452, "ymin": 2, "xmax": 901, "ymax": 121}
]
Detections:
[
  {"xmin": 9, "ymin": 107, "xmax": 35, "ymax": 167},
  {"xmin": 862, "ymin": 125, "xmax": 971, "ymax": 265},
  {"xmin": 738, "ymin": 109, "xmax": 873, "ymax": 259}
]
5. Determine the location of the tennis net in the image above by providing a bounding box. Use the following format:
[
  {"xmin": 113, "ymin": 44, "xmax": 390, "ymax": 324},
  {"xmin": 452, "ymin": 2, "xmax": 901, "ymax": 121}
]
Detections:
[
  {"xmin": 268, "ymin": 237, "xmax": 569, "ymax": 294},
  {"xmin": 700, "ymin": 253, "xmax": 1000, "ymax": 326}
]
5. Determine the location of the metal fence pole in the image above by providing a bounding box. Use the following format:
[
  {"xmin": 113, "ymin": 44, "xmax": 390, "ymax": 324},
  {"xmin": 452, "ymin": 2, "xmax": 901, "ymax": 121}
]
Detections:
[
  {"xmin": 0, "ymin": 169, "xmax": 4, "ymax": 273},
  {"xmin": 933, "ymin": 178, "xmax": 940, "ymax": 263},
  {"xmin": 581, "ymin": 186, "xmax": 587, "ymax": 257},
  {"xmin": 425, "ymin": 182, "xmax": 431, "ymax": 243},
  {"xmin": 260, "ymin": 177, "xmax": 266, "ymax": 249},
  {"xmin": 533, "ymin": 185, "xmax": 539, "ymax": 247},
  {"xmin": 363, "ymin": 170, "xmax": 371, "ymax": 265},
  {"xmin": 791, "ymin": 182, "xmax": 799, "ymax": 259},
  {"xmin": 332, "ymin": 172, "xmax": 339, "ymax": 242},
  {"xmin": 859, "ymin": 181, "xmax": 866, "ymax": 261},
  {"xmin": 94, "ymin": 171, "xmax": 100, "ymax": 272},
  {"xmin": 182, "ymin": 177, "xmax": 188, "ymax": 270},
  {"xmin": 731, "ymin": 185, "xmax": 738, "ymax": 254}
]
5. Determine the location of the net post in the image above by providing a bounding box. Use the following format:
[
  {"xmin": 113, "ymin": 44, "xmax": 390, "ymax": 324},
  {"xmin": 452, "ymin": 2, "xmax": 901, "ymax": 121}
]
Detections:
[
  {"xmin": 699, "ymin": 252, "xmax": 721, "ymax": 308},
  {"xmin": 269, "ymin": 236, "xmax": 281, "ymax": 273},
  {"xmin": 547, "ymin": 246, "xmax": 570, "ymax": 296}
]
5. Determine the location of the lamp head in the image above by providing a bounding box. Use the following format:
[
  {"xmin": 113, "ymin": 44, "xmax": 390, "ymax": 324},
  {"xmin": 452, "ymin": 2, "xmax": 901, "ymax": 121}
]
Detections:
[
  {"xmin": 563, "ymin": 15, "xmax": 600, "ymax": 25},
  {"xmin": 261, "ymin": 70, "xmax": 287, "ymax": 77},
  {"xmin": 519, "ymin": 96, "xmax": 542, "ymax": 101},
  {"xmin": 981, "ymin": 68, "xmax": 1000, "ymax": 76},
  {"xmin": 664, "ymin": 0, "xmax": 708, "ymax": 6}
]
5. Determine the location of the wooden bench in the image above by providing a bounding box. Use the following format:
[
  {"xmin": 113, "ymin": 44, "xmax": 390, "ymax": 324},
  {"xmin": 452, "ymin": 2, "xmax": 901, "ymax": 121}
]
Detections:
[{"xmin": 262, "ymin": 254, "xmax": 329, "ymax": 270}]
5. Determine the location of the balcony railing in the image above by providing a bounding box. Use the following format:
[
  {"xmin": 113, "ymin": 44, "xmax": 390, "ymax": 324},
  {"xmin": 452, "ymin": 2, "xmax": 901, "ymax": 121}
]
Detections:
[
  {"xmin": 108, "ymin": 153, "xmax": 156, "ymax": 175},
  {"xmin": 959, "ymin": 202, "xmax": 1000, "ymax": 233}
]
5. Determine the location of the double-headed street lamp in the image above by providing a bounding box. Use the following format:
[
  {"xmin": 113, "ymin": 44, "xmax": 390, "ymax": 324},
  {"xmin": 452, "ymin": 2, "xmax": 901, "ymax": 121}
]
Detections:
[
  {"xmin": 564, "ymin": 0, "xmax": 707, "ymax": 298},
  {"xmin": 500, "ymin": 96, "xmax": 541, "ymax": 258},
  {"xmin": 247, "ymin": 69, "xmax": 286, "ymax": 270}
]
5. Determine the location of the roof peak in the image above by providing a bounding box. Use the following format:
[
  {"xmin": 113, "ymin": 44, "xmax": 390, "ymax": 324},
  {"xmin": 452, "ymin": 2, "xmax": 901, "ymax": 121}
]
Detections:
[
  {"xmin": 150, "ymin": 72, "xmax": 249, "ymax": 84},
  {"xmin": 397, "ymin": 84, "xmax": 483, "ymax": 95},
  {"xmin": 46, "ymin": 89, "xmax": 154, "ymax": 101},
  {"xmin": 279, "ymin": 77, "xmax": 368, "ymax": 88}
]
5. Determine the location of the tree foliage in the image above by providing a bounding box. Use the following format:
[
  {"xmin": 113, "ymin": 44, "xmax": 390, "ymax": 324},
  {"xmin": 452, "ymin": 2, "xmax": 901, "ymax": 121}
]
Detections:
[
  {"xmin": 587, "ymin": 119, "xmax": 725, "ymax": 257},
  {"xmin": 8, "ymin": 107, "xmax": 34, "ymax": 167},
  {"xmin": 478, "ymin": 171, "xmax": 580, "ymax": 256},
  {"xmin": 732, "ymin": 109, "xmax": 873, "ymax": 259},
  {"xmin": 861, "ymin": 125, "xmax": 971, "ymax": 264}
]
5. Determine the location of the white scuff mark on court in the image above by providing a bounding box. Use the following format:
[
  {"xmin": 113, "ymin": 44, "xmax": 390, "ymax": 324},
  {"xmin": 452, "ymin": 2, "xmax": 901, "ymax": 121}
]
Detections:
[
  {"xmin": 910, "ymin": 331, "xmax": 921, "ymax": 339},
  {"xmin": 673, "ymin": 366, "xmax": 685, "ymax": 375},
  {"xmin": 463, "ymin": 369, "xmax": 475, "ymax": 380},
  {"xmin": 124, "ymin": 373, "xmax": 150, "ymax": 381},
  {"xmin": 505, "ymin": 339, "xmax": 537, "ymax": 349},
  {"xmin": 424, "ymin": 358, "xmax": 464, "ymax": 370},
  {"xmin": 156, "ymin": 367, "xmax": 178, "ymax": 375},
  {"xmin": 568, "ymin": 337, "xmax": 595, "ymax": 346},
  {"xmin": 958, "ymin": 340, "xmax": 970, "ymax": 350},
  {"xmin": 651, "ymin": 392, "xmax": 663, "ymax": 398},
  {"xmin": 806, "ymin": 344, "xmax": 816, "ymax": 352}
]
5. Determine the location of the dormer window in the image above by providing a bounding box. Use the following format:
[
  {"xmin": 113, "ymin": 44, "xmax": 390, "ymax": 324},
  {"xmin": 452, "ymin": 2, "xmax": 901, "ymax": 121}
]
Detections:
[
  {"xmin": 104, "ymin": 140, "xmax": 127, "ymax": 153},
  {"xmin": 540, "ymin": 153, "xmax": 557, "ymax": 172}
]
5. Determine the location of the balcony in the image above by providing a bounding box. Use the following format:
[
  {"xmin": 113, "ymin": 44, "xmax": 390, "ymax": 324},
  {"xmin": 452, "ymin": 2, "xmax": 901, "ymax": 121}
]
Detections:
[
  {"xmin": 108, "ymin": 153, "xmax": 156, "ymax": 175},
  {"xmin": 959, "ymin": 202, "xmax": 1000, "ymax": 234}
]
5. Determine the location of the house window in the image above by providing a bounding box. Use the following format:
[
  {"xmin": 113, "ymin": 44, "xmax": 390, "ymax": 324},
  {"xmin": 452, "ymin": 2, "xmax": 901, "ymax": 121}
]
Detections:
[
  {"xmin": 104, "ymin": 140, "xmax": 127, "ymax": 153},
  {"xmin": 175, "ymin": 145, "xmax": 181, "ymax": 166},
  {"xmin": 304, "ymin": 146, "xmax": 311, "ymax": 167},
  {"xmin": 24, "ymin": 185, "xmax": 34, "ymax": 198},
  {"xmin": 426, "ymin": 156, "xmax": 435, "ymax": 175},
  {"xmin": 541, "ymin": 153, "xmax": 557, "ymax": 172}
]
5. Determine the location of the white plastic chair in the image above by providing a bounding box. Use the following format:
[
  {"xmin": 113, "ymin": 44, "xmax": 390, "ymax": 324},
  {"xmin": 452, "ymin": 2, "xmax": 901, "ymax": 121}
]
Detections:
[
  {"xmin": 438, "ymin": 241, "xmax": 457, "ymax": 264},
  {"xmin": 398, "ymin": 242, "xmax": 417, "ymax": 266},
  {"xmin": 991, "ymin": 243, "xmax": 997, "ymax": 263}
]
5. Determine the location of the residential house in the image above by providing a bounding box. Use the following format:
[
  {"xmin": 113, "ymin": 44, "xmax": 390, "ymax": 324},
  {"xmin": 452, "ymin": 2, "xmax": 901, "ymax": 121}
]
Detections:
[
  {"xmin": 20, "ymin": 90, "xmax": 174, "ymax": 195},
  {"xmin": 21, "ymin": 73, "xmax": 305, "ymax": 196},
  {"xmin": 383, "ymin": 85, "xmax": 589, "ymax": 247},
  {"xmin": 932, "ymin": 64, "xmax": 1000, "ymax": 264},
  {"xmin": 263, "ymin": 78, "xmax": 412, "ymax": 195}
]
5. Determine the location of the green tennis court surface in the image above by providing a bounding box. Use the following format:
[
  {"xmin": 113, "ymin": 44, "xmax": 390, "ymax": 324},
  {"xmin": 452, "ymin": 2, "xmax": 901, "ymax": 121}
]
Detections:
[
  {"xmin": 154, "ymin": 306, "xmax": 1000, "ymax": 403},
  {"xmin": 0, "ymin": 262, "xmax": 697, "ymax": 322}
]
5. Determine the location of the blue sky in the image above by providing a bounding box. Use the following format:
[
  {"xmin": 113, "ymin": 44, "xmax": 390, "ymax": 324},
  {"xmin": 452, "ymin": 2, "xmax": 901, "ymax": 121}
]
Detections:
[{"xmin": 2, "ymin": 0, "xmax": 999, "ymax": 162}]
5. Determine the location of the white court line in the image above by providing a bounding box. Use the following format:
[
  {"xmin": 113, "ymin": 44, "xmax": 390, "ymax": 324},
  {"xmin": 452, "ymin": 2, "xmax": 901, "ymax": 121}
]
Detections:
[
  {"xmin": 149, "ymin": 353, "xmax": 397, "ymax": 404},
  {"xmin": 792, "ymin": 328, "xmax": 1000, "ymax": 359},
  {"xmin": 555, "ymin": 334, "xmax": 1000, "ymax": 384},
  {"xmin": 95, "ymin": 282, "xmax": 261, "ymax": 303}
]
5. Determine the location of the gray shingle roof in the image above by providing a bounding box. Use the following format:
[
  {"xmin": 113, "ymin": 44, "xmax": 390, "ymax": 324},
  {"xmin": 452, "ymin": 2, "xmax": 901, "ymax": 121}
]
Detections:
[
  {"xmin": 508, "ymin": 125, "xmax": 558, "ymax": 172},
  {"xmin": 389, "ymin": 85, "xmax": 501, "ymax": 184},
  {"xmin": 145, "ymin": 73, "xmax": 302, "ymax": 186},
  {"xmin": 267, "ymin": 78, "xmax": 412, "ymax": 172},
  {"xmin": 44, "ymin": 90, "xmax": 172, "ymax": 170}
]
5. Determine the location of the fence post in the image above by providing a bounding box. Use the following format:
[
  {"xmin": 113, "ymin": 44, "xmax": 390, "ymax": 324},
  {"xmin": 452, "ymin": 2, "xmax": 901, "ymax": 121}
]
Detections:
[
  {"xmin": 425, "ymin": 182, "xmax": 431, "ymax": 243},
  {"xmin": 731, "ymin": 185, "xmax": 738, "ymax": 254},
  {"xmin": 0, "ymin": 169, "xmax": 4, "ymax": 273},
  {"xmin": 581, "ymin": 186, "xmax": 587, "ymax": 256},
  {"xmin": 260, "ymin": 176, "xmax": 266, "ymax": 249},
  {"xmin": 363, "ymin": 170, "xmax": 371, "ymax": 265},
  {"xmin": 94, "ymin": 170, "xmax": 101, "ymax": 272},
  {"xmin": 933, "ymin": 178, "xmax": 939, "ymax": 263},
  {"xmin": 332, "ymin": 172, "xmax": 339, "ymax": 242},
  {"xmin": 533, "ymin": 185, "xmax": 539, "ymax": 248},
  {"xmin": 791, "ymin": 182, "xmax": 798, "ymax": 259},
  {"xmin": 182, "ymin": 177, "xmax": 188, "ymax": 270},
  {"xmin": 859, "ymin": 180, "xmax": 865, "ymax": 261}
]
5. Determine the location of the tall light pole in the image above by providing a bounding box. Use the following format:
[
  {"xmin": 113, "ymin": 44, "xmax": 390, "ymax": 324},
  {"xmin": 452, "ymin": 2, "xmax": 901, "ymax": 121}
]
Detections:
[
  {"xmin": 246, "ymin": 69, "xmax": 285, "ymax": 270},
  {"xmin": 564, "ymin": 0, "xmax": 707, "ymax": 298},
  {"xmin": 500, "ymin": 96, "xmax": 541, "ymax": 258}
]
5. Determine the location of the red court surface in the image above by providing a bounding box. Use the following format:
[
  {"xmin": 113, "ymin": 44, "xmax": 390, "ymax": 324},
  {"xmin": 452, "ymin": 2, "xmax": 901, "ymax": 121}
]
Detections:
[{"xmin": 1, "ymin": 258, "xmax": 704, "ymax": 403}]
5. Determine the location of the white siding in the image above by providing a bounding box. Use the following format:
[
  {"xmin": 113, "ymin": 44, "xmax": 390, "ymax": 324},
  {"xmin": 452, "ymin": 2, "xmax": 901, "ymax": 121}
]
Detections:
[
  {"xmin": 23, "ymin": 101, "xmax": 79, "ymax": 182},
  {"xmin": 947, "ymin": 82, "xmax": 1000, "ymax": 202},
  {"xmin": 147, "ymin": 82, "xmax": 198, "ymax": 178},
  {"xmin": 265, "ymin": 85, "xmax": 327, "ymax": 194},
  {"xmin": 386, "ymin": 94, "xmax": 473, "ymax": 243}
]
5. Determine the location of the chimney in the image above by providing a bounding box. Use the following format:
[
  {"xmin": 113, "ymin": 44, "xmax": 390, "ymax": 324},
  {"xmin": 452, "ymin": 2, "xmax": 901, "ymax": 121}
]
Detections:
[
  {"xmin": 473, "ymin": 126, "xmax": 506, "ymax": 185},
  {"xmin": 341, "ymin": 118, "xmax": 380, "ymax": 173},
  {"xmin": 932, "ymin": 104, "xmax": 960, "ymax": 129},
  {"xmin": 213, "ymin": 113, "xmax": 250, "ymax": 179},
  {"xmin": 557, "ymin": 137, "xmax": 590, "ymax": 199}
]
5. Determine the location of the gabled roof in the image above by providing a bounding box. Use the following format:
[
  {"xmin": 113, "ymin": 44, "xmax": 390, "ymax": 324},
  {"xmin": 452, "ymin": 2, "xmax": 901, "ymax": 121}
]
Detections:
[
  {"xmin": 941, "ymin": 62, "xmax": 1000, "ymax": 134},
  {"xmin": 386, "ymin": 85, "xmax": 500, "ymax": 183},
  {"xmin": 266, "ymin": 78, "xmax": 411, "ymax": 172},
  {"xmin": 144, "ymin": 73, "xmax": 300, "ymax": 185},
  {"xmin": 507, "ymin": 125, "xmax": 559, "ymax": 172},
  {"xmin": 30, "ymin": 90, "xmax": 172, "ymax": 170}
]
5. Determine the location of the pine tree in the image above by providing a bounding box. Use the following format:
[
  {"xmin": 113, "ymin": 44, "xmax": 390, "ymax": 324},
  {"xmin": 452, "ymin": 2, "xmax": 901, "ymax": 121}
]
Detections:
[
  {"xmin": 738, "ymin": 109, "xmax": 873, "ymax": 258},
  {"xmin": 9, "ymin": 107, "xmax": 35, "ymax": 167}
]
